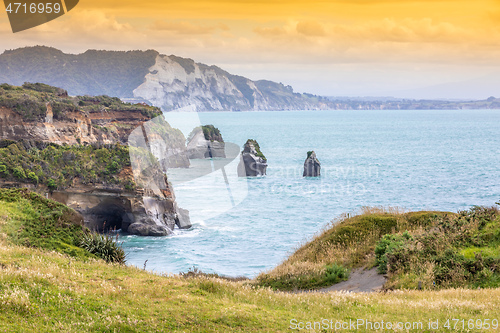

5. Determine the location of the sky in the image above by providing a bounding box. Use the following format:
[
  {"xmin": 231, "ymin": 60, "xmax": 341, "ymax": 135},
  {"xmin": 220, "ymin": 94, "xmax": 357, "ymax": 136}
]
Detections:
[{"xmin": 1, "ymin": 0, "xmax": 500, "ymax": 99}]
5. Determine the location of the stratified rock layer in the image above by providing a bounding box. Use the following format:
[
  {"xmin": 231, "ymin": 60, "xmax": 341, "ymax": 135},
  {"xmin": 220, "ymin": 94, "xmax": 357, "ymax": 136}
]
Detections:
[
  {"xmin": 238, "ymin": 139, "xmax": 267, "ymax": 177},
  {"xmin": 186, "ymin": 125, "xmax": 225, "ymax": 159},
  {"xmin": 303, "ymin": 151, "xmax": 321, "ymax": 177},
  {"xmin": 0, "ymin": 85, "xmax": 191, "ymax": 236}
]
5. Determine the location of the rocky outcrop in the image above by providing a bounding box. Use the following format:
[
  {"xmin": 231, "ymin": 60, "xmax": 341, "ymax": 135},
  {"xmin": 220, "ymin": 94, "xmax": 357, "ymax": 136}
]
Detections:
[
  {"xmin": 45, "ymin": 161, "xmax": 191, "ymax": 236},
  {"xmin": 140, "ymin": 116, "xmax": 190, "ymax": 169},
  {"xmin": 186, "ymin": 125, "xmax": 225, "ymax": 159},
  {"xmin": 0, "ymin": 84, "xmax": 192, "ymax": 236},
  {"xmin": 0, "ymin": 105, "xmax": 148, "ymax": 146},
  {"xmin": 237, "ymin": 139, "xmax": 267, "ymax": 177},
  {"xmin": 303, "ymin": 151, "xmax": 321, "ymax": 177},
  {"xmin": 0, "ymin": 85, "xmax": 190, "ymax": 168},
  {"xmin": 49, "ymin": 189, "xmax": 191, "ymax": 236}
]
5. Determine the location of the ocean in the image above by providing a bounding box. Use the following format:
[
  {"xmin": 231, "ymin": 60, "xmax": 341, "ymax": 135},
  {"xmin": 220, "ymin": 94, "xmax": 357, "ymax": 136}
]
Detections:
[{"xmin": 120, "ymin": 109, "xmax": 500, "ymax": 277}]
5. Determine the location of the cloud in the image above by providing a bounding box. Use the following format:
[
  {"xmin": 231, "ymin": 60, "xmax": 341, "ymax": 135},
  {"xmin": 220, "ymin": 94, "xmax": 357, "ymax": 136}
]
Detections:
[
  {"xmin": 296, "ymin": 21, "xmax": 326, "ymax": 37},
  {"xmin": 256, "ymin": 18, "xmax": 471, "ymax": 44},
  {"xmin": 253, "ymin": 26, "xmax": 286, "ymax": 37},
  {"xmin": 248, "ymin": 17, "xmax": 500, "ymax": 65},
  {"xmin": 149, "ymin": 21, "xmax": 229, "ymax": 35}
]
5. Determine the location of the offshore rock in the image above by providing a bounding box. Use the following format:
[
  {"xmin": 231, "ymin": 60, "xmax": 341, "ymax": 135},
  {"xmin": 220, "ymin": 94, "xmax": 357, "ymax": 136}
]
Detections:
[
  {"xmin": 175, "ymin": 206, "xmax": 192, "ymax": 229},
  {"xmin": 303, "ymin": 151, "xmax": 321, "ymax": 177},
  {"xmin": 238, "ymin": 139, "xmax": 267, "ymax": 177},
  {"xmin": 186, "ymin": 125, "xmax": 225, "ymax": 159}
]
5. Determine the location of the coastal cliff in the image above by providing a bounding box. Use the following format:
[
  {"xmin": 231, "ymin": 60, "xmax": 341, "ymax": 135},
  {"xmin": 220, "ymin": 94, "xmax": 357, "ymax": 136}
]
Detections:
[
  {"xmin": 0, "ymin": 46, "xmax": 331, "ymax": 111},
  {"xmin": 0, "ymin": 83, "xmax": 191, "ymax": 236}
]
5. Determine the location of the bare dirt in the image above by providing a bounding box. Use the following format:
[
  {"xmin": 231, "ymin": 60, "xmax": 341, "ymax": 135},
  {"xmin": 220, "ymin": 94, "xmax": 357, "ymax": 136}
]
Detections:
[
  {"xmin": 319, "ymin": 267, "xmax": 386, "ymax": 293},
  {"xmin": 294, "ymin": 267, "xmax": 386, "ymax": 294}
]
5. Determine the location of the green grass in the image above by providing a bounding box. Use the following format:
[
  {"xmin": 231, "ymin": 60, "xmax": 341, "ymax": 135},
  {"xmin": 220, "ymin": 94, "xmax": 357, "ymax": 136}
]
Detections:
[
  {"xmin": 460, "ymin": 246, "xmax": 500, "ymax": 259},
  {"xmin": 1, "ymin": 195, "xmax": 500, "ymax": 331},
  {"xmin": 0, "ymin": 188, "xmax": 124, "ymax": 264},
  {"xmin": 257, "ymin": 208, "xmax": 456, "ymax": 291},
  {"xmin": 1, "ymin": 240, "xmax": 499, "ymax": 332}
]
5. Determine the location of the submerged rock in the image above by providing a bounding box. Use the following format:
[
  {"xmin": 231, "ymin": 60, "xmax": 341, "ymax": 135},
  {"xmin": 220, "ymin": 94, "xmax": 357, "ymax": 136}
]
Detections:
[
  {"xmin": 186, "ymin": 125, "xmax": 225, "ymax": 159},
  {"xmin": 303, "ymin": 151, "xmax": 321, "ymax": 177},
  {"xmin": 237, "ymin": 139, "xmax": 267, "ymax": 177}
]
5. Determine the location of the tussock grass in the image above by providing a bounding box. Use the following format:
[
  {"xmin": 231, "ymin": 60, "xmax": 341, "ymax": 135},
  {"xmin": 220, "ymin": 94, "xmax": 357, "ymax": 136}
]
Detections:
[
  {"xmin": 1, "ymin": 195, "xmax": 500, "ymax": 331},
  {"xmin": 257, "ymin": 208, "xmax": 455, "ymax": 291},
  {"xmin": 0, "ymin": 235, "xmax": 500, "ymax": 332}
]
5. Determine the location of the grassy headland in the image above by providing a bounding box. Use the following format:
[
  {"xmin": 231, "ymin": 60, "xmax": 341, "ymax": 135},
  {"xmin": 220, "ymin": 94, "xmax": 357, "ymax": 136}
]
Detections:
[
  {"xmin": 1, "ymin": 189, "xmax": 500, "ymax": 331},
  {"xmin": 257, "ymin": 206, "xmax": 500, "ymax": 292},
  {"xmin": 0, "ymin": 188, "xmax": 124, "ymax": 263}
]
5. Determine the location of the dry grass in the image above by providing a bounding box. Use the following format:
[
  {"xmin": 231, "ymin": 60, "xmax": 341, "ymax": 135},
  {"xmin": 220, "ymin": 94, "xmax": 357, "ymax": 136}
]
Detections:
[
  {"xmin": 1, "ymin": 204, "xmax": 500, "ymax": 331},
  {"xmin": 256, "ymin": 208, "xmax": 455, "ymax": 290},
  {"xmin": 1, "ymin": 233, "xmax": 500, "ymax": 332}
]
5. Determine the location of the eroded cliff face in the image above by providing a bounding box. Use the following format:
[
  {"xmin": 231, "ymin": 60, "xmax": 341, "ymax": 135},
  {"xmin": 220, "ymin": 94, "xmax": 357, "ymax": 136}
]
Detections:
[
  {"xmin": 49, "ymin": 176, "xmax": 189, "ymax": 236},
  {"xmin": 0, "ymin": 47, "xmax": 333, "ymax": 112},
  {"xmin": 1, "ymin": 106, "xmax": 147, "ymax": 145},
  {"xmin": 133, "ymin": 54, "xmax": 331, "ymax": 111},
  {"xmin": 0, "ymin": 86, "xmax": 192, "ymax": 236}
]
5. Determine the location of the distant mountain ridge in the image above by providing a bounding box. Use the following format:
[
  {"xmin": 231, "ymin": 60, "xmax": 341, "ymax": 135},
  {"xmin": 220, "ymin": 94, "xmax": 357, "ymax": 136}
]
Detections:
[{"xmin": 0, "ymin": 46, "xmax": 331, "ymax": 111}]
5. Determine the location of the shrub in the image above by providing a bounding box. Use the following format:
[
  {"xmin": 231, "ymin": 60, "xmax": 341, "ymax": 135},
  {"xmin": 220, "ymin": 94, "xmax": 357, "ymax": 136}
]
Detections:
[
  {"xmin": 324, "ymin": 263, "xmax": 349, "ymax": 284},
  {"xmin": 27, "ymin": 172, "xmax": 38, "ymax": 184},
  {"xmin": 0, "ymin": 164, "xmax": 7, "ymax": 175},
  {"xmin": 12, "ymin": 167, "xmax": 26, "ymax": 179},
  {"xmin": 375, "ymin": 231, "xmax": 412, "ymax": 274},
  {"xmin": 107, "ymin": 161, "xmax": 120, "ymax": 174},
  {"xmin": 79, "ymin": 231, "xmax": 126, "ymax": 264},
  {"xmin": 47, "ymin": 179, "xmax": 57, "ymax": 190}
]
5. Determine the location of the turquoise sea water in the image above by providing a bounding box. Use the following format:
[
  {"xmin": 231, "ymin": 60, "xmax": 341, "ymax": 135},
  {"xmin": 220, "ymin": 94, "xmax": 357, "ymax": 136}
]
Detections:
[{"xmin": 120, "ymin": 109, "xmax": 500, "ymax": 277}]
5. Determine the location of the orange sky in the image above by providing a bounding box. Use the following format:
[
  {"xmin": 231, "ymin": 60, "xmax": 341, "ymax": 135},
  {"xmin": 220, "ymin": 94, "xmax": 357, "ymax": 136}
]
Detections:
[{"xmin": 1, "ymin": 0, "xmax": 500, "ymax": 98}]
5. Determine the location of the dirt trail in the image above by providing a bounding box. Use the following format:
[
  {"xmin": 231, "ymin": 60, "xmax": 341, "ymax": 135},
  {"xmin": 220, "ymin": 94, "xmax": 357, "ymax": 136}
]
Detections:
[
  {"xmin": 294, "ymin": 268, "xmax": 386, "ymax": 294},
  {"xmin": 318, "ymin": 268, "xmax": 386, "ymax": 293}
]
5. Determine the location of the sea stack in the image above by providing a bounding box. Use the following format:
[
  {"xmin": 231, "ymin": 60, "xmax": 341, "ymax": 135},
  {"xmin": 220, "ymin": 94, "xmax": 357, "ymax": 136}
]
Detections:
[
  {"xmin": 238, "ymin": 139, "xmax": 267, "ymax": 177},
  {"xmin": 186, "ymin": 125, "xmax": 226, "ymax": 159},
  {"xmin": 303, "ymin": 151, "xmax": 320, "ymax": 177}
]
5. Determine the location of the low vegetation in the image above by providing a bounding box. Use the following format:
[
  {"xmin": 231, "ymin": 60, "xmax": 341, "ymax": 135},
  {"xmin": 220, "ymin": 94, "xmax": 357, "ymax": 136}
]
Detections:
[
  {"xmin": 0, "ymin": 188, "xmax": 124, "ymax": 264},
  {"xmin": 256, "ymin": 208, "xmax": 457, "ymax": 290},
  {"xmin": 258, "ymin": 206, "xmax": 500, "ymax": 292},
  {"xmin": 245, "ymin": 139, "xmax": 266, "ymax": 160},
  {"xmin": 0, "ymin": 139, "xmax": 135, "ymax": 190},
  {"xmin": 0, "ymin": 82, "xmax": 162, "ymax": 121},
  {"xmin": 187, "ymin": 125, "xmax": 224, "ymax": 143},
  {"xmin": 379, "ymin": 206, "xmax": 500, "ymax": 290},
  {"xmin": 0, "ymin": 191, "xmax": 499, "ymax": 331}
]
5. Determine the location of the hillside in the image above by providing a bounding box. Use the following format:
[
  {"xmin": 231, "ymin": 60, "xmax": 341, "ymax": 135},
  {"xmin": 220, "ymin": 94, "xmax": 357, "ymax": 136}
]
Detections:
[
  {"xmin": 0, "ymin": 46, "xmax": 331, "ymax": 112},
  {"xmin": 257, "ymin": 206, "xmax": 500, "ymax": 291},
  {"xmin": 0, "ymin": 191, "xmax": 499, "ymax": 332}
]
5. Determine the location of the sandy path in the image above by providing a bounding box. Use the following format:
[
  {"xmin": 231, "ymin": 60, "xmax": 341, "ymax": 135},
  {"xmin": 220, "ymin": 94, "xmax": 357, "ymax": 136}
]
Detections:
[
  {"xmin": 293, "ymin": 267, "xmax": 386, "ymax": 294},
  {"xmin": 319, "ymin": 267, "xmax": 386, "ymax": 293}
]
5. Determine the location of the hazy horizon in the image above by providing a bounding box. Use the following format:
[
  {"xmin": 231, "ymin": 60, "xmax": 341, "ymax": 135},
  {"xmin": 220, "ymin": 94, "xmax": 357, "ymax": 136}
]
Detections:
[{"xmin": 2, "ymin": 0, "xmax": 500, "ymax": 100}]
